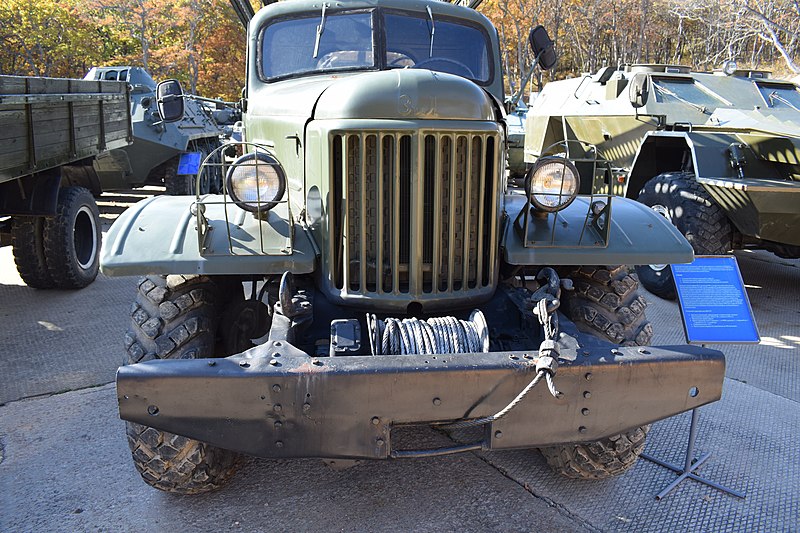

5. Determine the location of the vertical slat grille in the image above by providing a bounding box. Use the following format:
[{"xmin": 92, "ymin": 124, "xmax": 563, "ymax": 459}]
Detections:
[{"xmin": 331, "ymin": 130, "xmax": 498, "ymax": 300}]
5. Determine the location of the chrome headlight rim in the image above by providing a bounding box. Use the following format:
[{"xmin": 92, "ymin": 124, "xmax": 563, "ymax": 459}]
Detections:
[
  {"xmin": 525, "ymin": 156, "xmax": 580, "ymax": 212},
  {"xmin": 225, "ymin": 152, "xmax": 286, "ymax": 214}
]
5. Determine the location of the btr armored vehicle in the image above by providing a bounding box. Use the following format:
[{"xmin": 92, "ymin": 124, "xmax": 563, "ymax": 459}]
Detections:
[
  {"xmin": 84, "ymin": 66, "xmax": 226, "ymax": 195},
  {"xmin": 101, "ymin": 0, "xmax": 724, "ymax": 494},
  {"xmin": 525, "ymin": 64, "xmax": 800, "ymax": 298}
]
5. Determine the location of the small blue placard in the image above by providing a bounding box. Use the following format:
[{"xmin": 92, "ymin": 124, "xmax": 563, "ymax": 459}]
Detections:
[
  {"xmin": 177, "ymin": 152, "xmax": 202, "ymax": 175},
  {"xmin": 671, "ymin": 256, "xmax": 759, "ymax": 344}
]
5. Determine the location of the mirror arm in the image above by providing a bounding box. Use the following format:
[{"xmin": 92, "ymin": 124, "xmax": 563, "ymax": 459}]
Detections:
[{"xmin": 509, "ymin": 47, "xmax": 546, "ymax": 108}]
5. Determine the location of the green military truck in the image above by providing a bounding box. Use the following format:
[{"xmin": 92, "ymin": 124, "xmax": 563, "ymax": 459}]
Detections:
[
  {"xmin": 0, "ymin": 75, "xmax": 132, "ymax": 289},
  {"xmin": 101, "ymin": 0, "xmax": 724, "ymax": 494},
  {"xmin": 525, "ymin": 64, "xmax": 800, "ymax": 298}
]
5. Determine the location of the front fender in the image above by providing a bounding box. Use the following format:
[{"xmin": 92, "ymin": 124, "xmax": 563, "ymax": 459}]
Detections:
[
  {"xmin": 503, "ymin": 193, "xmax": 693, "ymax": 266},
  {"xmin": 100, "ymin": 195, "xmax": 317, "ymax": 277}
]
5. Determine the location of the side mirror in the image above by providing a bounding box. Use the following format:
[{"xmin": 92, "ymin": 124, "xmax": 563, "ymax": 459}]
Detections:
[
  {"xmin": 628, "ymin": 73, "xmax": 650, "ymax": 108},
  {"xmin": 528, "ymin": 26, "xmax": 557, "ymax": 71},
  {"xmin": 156, "ymin": 79, "xmax": 185, "ymax": 123}
]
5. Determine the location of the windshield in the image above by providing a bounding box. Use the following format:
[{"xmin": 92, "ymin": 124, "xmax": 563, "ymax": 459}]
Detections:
[
  {"xmin": 652, "ymin": 78, "xmax": 727, "ymax": 110},
  {"xmin": 383, "ymin": 12, "xmax": 490, "ymax": 82},
  {"xmin": 261, "ymin": 12, "xmax": 375, "ymax": 79},
  {"xmin": 757, "ymin": 83, "xmax": 800, "ymax": 111},
  {"xmin": 260, "ymin": 9, "xmax": 492, "ymax": 84}
]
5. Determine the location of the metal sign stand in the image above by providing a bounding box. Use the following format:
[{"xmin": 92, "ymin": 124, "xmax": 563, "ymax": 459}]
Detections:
[
  {"xmin": 642, "ymin": 256, "xmax": 757, "ymax": 500},
  {"xmin": 641, "ymin": 406, "xmax": 745, "ymax": 500}
]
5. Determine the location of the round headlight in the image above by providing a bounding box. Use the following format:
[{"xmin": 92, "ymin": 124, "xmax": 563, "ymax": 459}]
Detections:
[
  {"xmin": 226, "ymin": 152, "xmax": 286, "ymax": 213},
  {"xmin": 525, "ymin": 157, "xmax": 580, "ymax": 212}
]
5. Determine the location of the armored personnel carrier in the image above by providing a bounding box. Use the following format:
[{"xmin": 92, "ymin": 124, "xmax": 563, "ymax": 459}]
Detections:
[
  {"xmin": 83, "ymin": 66, "xmax": 226, "ymax": 195},
  {"xmin": 100, "ymin": 0, "xmax": 724, "ymax": 494},
  {"xmin": 525, "ymin": 64, "xmax": 800, "ymax": 298}
]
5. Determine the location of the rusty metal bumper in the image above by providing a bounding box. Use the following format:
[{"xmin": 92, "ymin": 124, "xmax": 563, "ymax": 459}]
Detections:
[{"xmin": 116, "ymin": 342, "xmax": 724, "ymax": 459}]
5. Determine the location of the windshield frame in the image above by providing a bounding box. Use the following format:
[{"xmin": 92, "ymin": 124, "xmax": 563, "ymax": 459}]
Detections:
[{"xmin": 256, "ymin": 7, "xmax": 495, "ymax": 86}]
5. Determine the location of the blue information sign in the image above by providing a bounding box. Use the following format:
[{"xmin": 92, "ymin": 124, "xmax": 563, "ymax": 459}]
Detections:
[
  {"xmin": 671, "ymin": 256, "xmax": 760, "ymax": 344},
  {"xmin": 177, "ymin": 152, "xmax": 202, "ymax": 175}
]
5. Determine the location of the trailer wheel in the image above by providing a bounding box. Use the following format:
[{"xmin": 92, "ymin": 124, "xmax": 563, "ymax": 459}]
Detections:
[
  {"xmin": 11, "ymin": 217, "xmax": 55, "ymax": 289},
  {"xmin": 41, "ymin": 186, "xmax": 101, "ymax": 289},
  {"xmin": 634, "ymin": 172, "xmax": 732, "ymax": 300},
  {"xmin": 124, "ymin": 274, "xmax": 241, "ymax": 494},
  {"xmin": 539, "ymin": 265, "xmax": 651, "ymax": 479}
]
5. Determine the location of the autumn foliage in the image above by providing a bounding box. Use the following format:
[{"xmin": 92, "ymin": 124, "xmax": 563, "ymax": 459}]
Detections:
[{"xmin": 1, "ymin": 0, "xmax": 798, "ymax": 101}]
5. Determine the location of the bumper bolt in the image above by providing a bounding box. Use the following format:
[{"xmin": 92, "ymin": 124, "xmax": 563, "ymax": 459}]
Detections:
[
  {"xmin": 272, "ymin": 384, "xmax": 281, "ymax": 392},
  {"xmin": 583, "ymin": 391, "xmax": 592, "ymax": 399},
  {"xmin": 494, "ymin": 431, "xmax": 502, "ymax": 439},
  {"xmin": 207, "ymin": 361, "xmax": 216, "ymax": 366},
  {"xmin": 371, "ymin": 417, "xmax": 380, "ymax": 425},
  {"xmin": 275, "ymin": 440, "xmax": 284, "ymax": 448},
  {"xmin": 274, "ymin": 404, "xmax": 282, "ymax": 413},
  {"xmin": 270, "ymin": 359, "xmax": 281, "ymax": 367},
  {"xmin": 274, "ymin": 421, "xmax": 282, "ymax": 428},
  {"xmin": 638, "ymin": 348, "xmax": 651, "ymax": 355},
  {"xmin": 303, "ymin": 403, "xmax": 311, "ymax": 412},
  {"xmin": 578, "ymin": 426, "xmax": 587, "ymax": 434},
  {"xmin": 611, "ymin": 348, "xmax": 622, "ymax": 355},
  {"xmin": 584, "ymin": 372, "xmax": 593, "ymax": 381},
  {"xmin": 581, "ymin": 408, "xmax": 590, "ymax": 416},
  {"xmin": 433, "ymin": 398, "xmax": 442, "ymax": 406},
  {"xmin": 376, "ymin": 439, "xmax": 385, "ymax": 446}
]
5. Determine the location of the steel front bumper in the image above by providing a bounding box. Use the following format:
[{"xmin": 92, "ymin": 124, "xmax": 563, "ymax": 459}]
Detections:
[{"xmin": 117, "ymin": 342, "xmax": 724, "ymax": 459}]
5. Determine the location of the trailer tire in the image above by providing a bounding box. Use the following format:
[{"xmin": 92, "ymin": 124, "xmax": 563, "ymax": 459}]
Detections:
[
  {"xmin": 634, "ymin": 172, "xmax": 733, "ymax": 300},
  {"xmin": 124, "ymin": 274, "xmax": 240, "ymax": 494},
  {"xmin": 539, "ymin": 265, "xmax": 651, "ymax": 479},
  {"xmin": 11, "ymin": 216, "xmax": 55, "ymax": 289},
  {"xmin": 42, "ymin": 186, "xmax": 101, "ymax": 289}
]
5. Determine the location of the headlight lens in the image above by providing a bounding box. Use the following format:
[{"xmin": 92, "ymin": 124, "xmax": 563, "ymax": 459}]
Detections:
[
  {"xmin": 525, "ymin": 157, "xmax": 580, "ymax": 212},
  {"xmin": 226, "ymin": 152, "xmax": 286, "ymax": 213}
]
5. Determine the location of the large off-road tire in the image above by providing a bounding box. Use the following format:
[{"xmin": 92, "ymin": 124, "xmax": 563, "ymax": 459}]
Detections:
[
  {"xmin": 634, "ymin": 171, "xmax": 733, "ymax": 300},
  {"xmin": 11, "ymin": 216, "xmax": 55, "ymax": 289},
  {"xmin": 558, "ymin": 265, "xmax": 652, "ymax": 346},
  {"xmin": 539, "ymin": 265, "xmax": 652, "ymax": 479},
  {"xmin": 124, "ymin": 274, "xmax": 240, "ymax": 494},
  {"xmin": 42, "ymin": 186, "xmax": 101, "ymax": 289}
]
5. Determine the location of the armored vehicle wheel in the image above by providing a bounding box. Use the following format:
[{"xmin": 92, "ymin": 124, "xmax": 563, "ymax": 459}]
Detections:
[
  {"xmin": 124, "ymin": 274, "xmax": 241, "ymax": 494},
  {"xmin": 40, "ymin": 186, "xmax": 101, "ymax": 289},
  {"xmin": 11, "ymin": 216, "xmax": 55, "ymax": 289},
  {"xmin": 635, "ymin": 172, "xmax": 733, "ymax": 300},
  {"xmin": 539, "ymin": 265, "xmax": 651, "ymax": 479}
]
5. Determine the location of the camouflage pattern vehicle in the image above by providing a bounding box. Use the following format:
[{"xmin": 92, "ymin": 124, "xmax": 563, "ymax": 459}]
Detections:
[
  {"xmin": 83, "ymin": 66, "xmax": 226, "ymax": 195},
  {"xmin": 100, "ymin": 0, "xmax": 724, "ymax": 495},
  {"xmin": 525, "ymin": 63, "xmax": 800, "ymax": 298}
]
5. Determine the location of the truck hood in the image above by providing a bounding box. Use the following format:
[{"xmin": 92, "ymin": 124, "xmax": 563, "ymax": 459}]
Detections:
[
  {"xmin": 251, "ymin": 70, "xmax": 495, "ymax": 122},
  {"xmin": 315, "ymin": 69, "xmax": 495, "ymax": 120}
]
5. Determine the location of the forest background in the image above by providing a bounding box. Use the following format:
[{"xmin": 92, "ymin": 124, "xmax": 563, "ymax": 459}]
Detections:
[{"xmin": 1, "ymin": 0, "xmax": 799, "ymax": 101}]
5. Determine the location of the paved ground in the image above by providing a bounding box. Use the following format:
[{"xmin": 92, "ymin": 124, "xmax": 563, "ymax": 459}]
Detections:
[{"xmin": 1, "ymin": 192, "xmax": 798, "ymax": 532}]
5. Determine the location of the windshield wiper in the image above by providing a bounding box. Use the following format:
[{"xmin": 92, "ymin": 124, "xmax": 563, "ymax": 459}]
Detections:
[
  {"xmin": 768, "ymin": 91, "xmax": 800, "ymax": 112},
  {"xmin": 426, "ymin": 5, "xmax": 435, "ymax": 57},
  {"xmin": 312, "ymin": 2, "xmax": 329, "ymax": 59},
  {"xmin": 653, "ymin": 84, "xmax": 710, "ymax": 115}
]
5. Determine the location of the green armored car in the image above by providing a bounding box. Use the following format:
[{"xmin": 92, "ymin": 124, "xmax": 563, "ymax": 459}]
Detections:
[
  {"xmin": 101, "ymin": 0, "xmax": 724, "ymax": 494},
  {"xmin": 525, "ymin": 63, "xmax": 800, "ymax": 298}
]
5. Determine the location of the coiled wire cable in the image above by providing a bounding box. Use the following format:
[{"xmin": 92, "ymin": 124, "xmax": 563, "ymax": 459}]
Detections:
[{"xmin": 367, "ymin": 311, "xmax": 489, "ymax": 355}]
